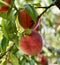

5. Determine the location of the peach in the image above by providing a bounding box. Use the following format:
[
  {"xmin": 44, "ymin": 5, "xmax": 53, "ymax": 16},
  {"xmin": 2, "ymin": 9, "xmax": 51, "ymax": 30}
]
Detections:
[
  {"xmin": 20, "ymin": 30, "xmax": 43, "ymax": 55},
  {"xmin": 0, "ymin": 0, "xmax": 10, "ymax": 12},
  {"xmin": 36, "ymin": 54, "xmax": 48, "ymax": 65},
  {"xmin": 18, "ymin": 9, "xmax": 41, "ymax": 30}
]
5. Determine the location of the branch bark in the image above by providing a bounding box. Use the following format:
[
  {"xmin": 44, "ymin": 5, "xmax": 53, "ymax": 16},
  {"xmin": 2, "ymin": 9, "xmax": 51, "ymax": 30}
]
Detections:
[
  {"xmin": 37, "ymin": 3, "xmax": 55, "ymax": 19},
  {"xmin": 0, "ymin": 43, "xmax": 15, "ymax": 59}
]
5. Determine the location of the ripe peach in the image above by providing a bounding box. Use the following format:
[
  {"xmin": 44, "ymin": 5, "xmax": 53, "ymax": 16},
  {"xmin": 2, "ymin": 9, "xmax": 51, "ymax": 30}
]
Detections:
[
  {"xmin": 36, "ymin": 54, "xmax": 48, "ymax": 65},
  {"xmin": 18, "ymin": 9, "xmax": 41, "ymax": 30},
  {"xmin": 0, "ymin": 0, "xmax": 10, "ymax": 12},
  {"xmin": 20, "ymin": 30, "xmax": 43, "ymax": 55}
]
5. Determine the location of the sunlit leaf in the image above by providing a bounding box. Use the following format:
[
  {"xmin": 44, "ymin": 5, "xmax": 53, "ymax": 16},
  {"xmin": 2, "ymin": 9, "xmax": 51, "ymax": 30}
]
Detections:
[
  {"xmin": 9, "ymin": 53, "xmax": 19, "ymax": 65},
  {"xmin": 1, "ymin": 35, "xmax": 9, "ymax": 52},
  {"xmin": 24, "ymin": 4, "xmax": 38, "ymax": 22}
]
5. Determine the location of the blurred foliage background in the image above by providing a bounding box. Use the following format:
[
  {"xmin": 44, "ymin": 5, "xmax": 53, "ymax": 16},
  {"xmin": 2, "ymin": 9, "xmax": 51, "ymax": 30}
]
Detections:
[{"xmin": 0, "ymin": 0, "xmax": 60, "ymax": 65}]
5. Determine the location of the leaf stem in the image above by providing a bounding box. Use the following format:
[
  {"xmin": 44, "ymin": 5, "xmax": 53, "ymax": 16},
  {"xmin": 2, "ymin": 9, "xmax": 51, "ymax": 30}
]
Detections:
[{"xmin": 0, "ymin": 0, "xmax": 11, "ymax": 7}]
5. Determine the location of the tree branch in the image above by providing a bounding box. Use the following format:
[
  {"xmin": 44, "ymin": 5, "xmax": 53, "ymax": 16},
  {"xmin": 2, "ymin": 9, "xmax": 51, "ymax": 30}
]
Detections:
[
  {"xmin": 37, "ymin": 3, "xmax": 55, "ymax": 19},
  {"xmin": 0, "ymin": 43, "xmax": 15, "ymax": 59},
  {"xmin": 35, "ymin": 6, "xmax": 49, "ymax": 9}
]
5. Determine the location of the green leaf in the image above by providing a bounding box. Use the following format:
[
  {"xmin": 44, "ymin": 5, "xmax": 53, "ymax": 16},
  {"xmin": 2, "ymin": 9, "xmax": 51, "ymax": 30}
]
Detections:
[
  {"xmin": 16, "ymin": 51, "xmax": 24, "ymax": 58},
  {"xmin": 0, "ymin": 12, "xmax": 7, "ymax": 19},
  {"xmin": 11, "ymin": 45, "xmax": 18, "ymax": 54},
  {"xmin": 30, "ymin": 59, "xmax": 35, "ymax": 65},
  {"xmin": 9, "ymin": 53, "xmax": 19, "ymax": 65},
  {"xmin": 24, "ymin": 4, "xmax": 38, "ymax": 22},
  {"xmin": 1, "ymin": 59, "xmax": 7, "ymax": 65},
  {"xmin": 25, "ymin": 0, "xmax": 34, "ymax": 3},
  {"xmin": 1, "ymin": 9, "xmax": 18, "ymax": 41},
  {"xmin": 20, "ymin": 59, "xmax": 26, "ymax": 65},
  {"xmin": 1, "ymin": 35, "xmax": 9, "ymax": 52},
  {"xmin": 0, "ymin": 2, "xmax": 3, "ymax": 6},
  {"xmin": 2, "ymin": 60, "xmax": 7, "ymax": 65}
]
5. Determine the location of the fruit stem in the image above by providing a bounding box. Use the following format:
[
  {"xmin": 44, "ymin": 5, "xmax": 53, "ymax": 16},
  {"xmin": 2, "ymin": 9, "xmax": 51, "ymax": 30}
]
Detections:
[{"xmin": 0, "ymin": 0, "xmax": 11, "ymax": 7}]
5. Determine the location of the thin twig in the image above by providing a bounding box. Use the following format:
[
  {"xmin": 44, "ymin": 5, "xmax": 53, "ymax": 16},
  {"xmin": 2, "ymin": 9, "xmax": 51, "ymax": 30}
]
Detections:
[
  {"xmin": 37, "ymin": 3, "xmax": 55, "ymax": 19},
  {"xmin": 35, "ymin": 6, "xmax": 48, "ymax": 9},
  {"xmin": 0, "ymin": 43, "xmax": 15, "ymax": 59}
]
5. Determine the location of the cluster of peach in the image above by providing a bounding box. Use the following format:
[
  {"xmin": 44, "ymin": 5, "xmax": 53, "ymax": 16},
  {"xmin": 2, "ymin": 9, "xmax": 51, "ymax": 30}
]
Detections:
[
  {"xmin": 0, "ymin": 0, "xmax": 48, "ymax": 65},
  {"xmin": 18, "ymin": 9, "xmax": 48, "ymax": 65}
]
